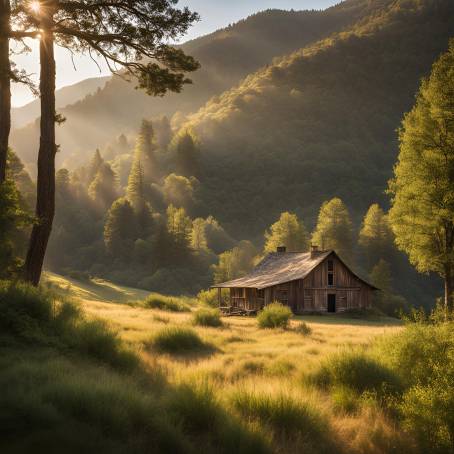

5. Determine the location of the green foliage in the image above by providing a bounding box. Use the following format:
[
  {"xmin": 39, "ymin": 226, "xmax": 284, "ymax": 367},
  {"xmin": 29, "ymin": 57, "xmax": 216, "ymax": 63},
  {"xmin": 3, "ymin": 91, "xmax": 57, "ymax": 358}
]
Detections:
[
  {"xmin": 164, "ymin": 384, "xmax": 269, "ymax": 453},
  {"xmin": 308, "ymin": 351, "xmax": 402, "ymax": 396},
  {"xmin": 213, "ymin": 240, "xmax": 256, "ymax": 284},
  {"xmin": 264, "ymin": 212, "xmax": 309, "ymax": 253},
  {"xmin": 163, "ymin": 173, "xmax": 196, "ymax": 209},
  {"xmin": 104, "ymin": 198, "xmax": 137, "ymax": 259},
  {"xmin": 137, "ymin": 119, "xmax": 159, "ymax": 182},
  {"xmin": 144, "ymin": 295, "xmax": 190, "ymax": 312},
  {"xmin": 312, "ymin": 198, "xmax": 354, "ymax": 263},
  {"xmin": 376, "ymin": 323, "xmax": 454, "ymax": 453},
  {"xmin": 197, "ymin": 288, "xmax": 228, "ymax": 308},
  {"xmin": 191, "ymin": 218, "xmax": 208, "ymax": 251},
  {"xmin": 193, "ymin": 308, "xmax": 223, "ymax": 327},
  {"xmin": 126, "ymin": 154, "xmax": 146, "ymax": 211},
  {"xmin": 0, "ymin": 280, "xmax": 138, "ymax": 371},
  {"xmin": 175, "ymin": 131, "xmax": 200, "ymax": 177},
  {"xmin": 151, "ymin": 326, "xmax": 212, "ymax": 354},
  {"xmin": 257, "ymin": 302, "xmax": 293, "ymax": 329},
  {"xmin": 359, "ymin": 204, "xmax": 394, "ymax": 270},
  {"xmin": 231, "ymin": 390, "xmax": 332, "ymax": 451},
  {"xmin": 294, "ymin": 321, "xmax": 312, "ymax": 336},
  {"xmin": 388, "ymin": 39, "xmax": 454, "ymax": 310},
  {"xmin": 88, "ymin": 162, "xmax": 118, "ymax": 211},
  {"xmin": 330, "ymin": 386, "xmax": 359, "ymax": 414}
]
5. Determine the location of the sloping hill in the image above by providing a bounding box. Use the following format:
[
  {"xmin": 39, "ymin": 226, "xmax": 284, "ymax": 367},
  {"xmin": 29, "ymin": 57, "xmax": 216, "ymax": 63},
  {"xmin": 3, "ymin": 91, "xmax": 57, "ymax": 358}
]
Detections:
[
  {"xmin": 12, "ymin": 76, "xmax": 110, "ymax": 129},
  {"xmin": 179, "ymin": 0, "xmax": 454, "ymax": 237},
  {"xmin": 10, "ymin": 1, "xmax": 385, "ymax": 170}
]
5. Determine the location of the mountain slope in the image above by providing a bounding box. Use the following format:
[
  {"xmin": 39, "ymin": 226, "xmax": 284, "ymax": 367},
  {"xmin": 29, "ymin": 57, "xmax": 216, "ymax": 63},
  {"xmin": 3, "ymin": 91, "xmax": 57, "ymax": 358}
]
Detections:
[
  {"xmin": 11, "ymin": 1, "xmax": 387, "ymax": 170},
  {"xmin": 179, "ymin": 0, "xmax": 454, "ymax": 237},
  {"xmin": 12, "ymin": 76, "xmax": 109, "ymax": 129}
]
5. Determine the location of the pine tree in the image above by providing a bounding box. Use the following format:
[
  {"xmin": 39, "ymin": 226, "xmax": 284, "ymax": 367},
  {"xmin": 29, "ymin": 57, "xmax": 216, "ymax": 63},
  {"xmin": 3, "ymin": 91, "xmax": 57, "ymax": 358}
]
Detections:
[
  {"xmin": 87, "ymin": 149, "xmax": 104, "ymax": 185},
  {"xmin": 126, "ymin": 156, "xmax": 145, "ymax": 212},
  {"xmin": 21, "ymin": 0, "xmax": 199, "ymax": 285},
  {"xmin": 264, "ymin": 212, "xmax": 309, "ymax": 253},
  {"xmin": 358, "ymin": 204, "xmax": 394, "ymax": 270},
  {"xmin": 88, "ymin": 162, "xmax": 118, "ymax": 211},
  {"xmin": 137, "ymin": 119, "xmax": 158, "ymax": 182},
  {"xmin": 176, "ymin": 132, "xmax": 199, "ymax": 177},
  {"xmin": 388, "ymin": 40, "xmax": 454, "ymax": 312},
  {"xmin": 104, "ymin": 198, "xmax": 137, "ymax": 260},
  {"xmin": 312, "ymin": 198, "xmax": 354, "ymax": 263},
  {"xmin": 167, "ymin": 204, "xmax": 192, "ymax": 248}
]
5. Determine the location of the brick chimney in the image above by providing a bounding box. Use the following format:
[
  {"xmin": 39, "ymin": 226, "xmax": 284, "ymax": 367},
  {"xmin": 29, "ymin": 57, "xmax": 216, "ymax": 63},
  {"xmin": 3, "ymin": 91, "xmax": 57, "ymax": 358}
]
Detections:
[
  {"xmin": 276, "ymin": 246, "xmax": 287, "ymax": 253},
  {"xmin": 310, "ymin": 244, "xmax": 319, "ymax": 258}
]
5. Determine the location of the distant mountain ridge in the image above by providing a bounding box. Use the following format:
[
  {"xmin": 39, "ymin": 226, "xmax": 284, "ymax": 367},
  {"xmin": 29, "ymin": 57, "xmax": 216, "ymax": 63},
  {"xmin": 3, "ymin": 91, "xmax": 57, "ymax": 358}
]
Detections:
[
  {"xmin": 10, "ymin": 0, "xmax": 384, "ymax": 170},
  {"xmin": 178, "ymin": 0, "xmax": 454, "ymax": 237},
  {"xmin": 12, "ymin": 76, "xmax": 110, "ymax": 129}
]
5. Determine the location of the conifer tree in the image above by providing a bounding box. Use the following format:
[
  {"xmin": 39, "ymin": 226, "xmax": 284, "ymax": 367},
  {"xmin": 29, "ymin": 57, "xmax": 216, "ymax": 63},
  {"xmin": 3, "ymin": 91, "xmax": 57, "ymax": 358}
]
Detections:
[
  {"xmin": 19, "ymin": 0, "xmax": 199, "ymax": 285},
  {"xmin": 312, "ymin": 198, "xmax": 354, "ymax": 263},
  {"xmin": 176, "ymin": 132, "xmax": 199, "ymax": 177},
  {"xmin": 358, "ymin": 204, "xmax": 394, "ymax": 270},
  {"xmin": 264, "ymin": 212, "xmax": 309, "ymax": 253},
  {"xmin": 104, "ymin": 198, "xmax": 137, "ymax": 260},
  {"xmin": 88, "ymin": 162, "xmax": 118, "ymax": 211},
  {"xmin": 167, "ymin": 204, "xmax": 192, "ymax": 247},
  {"xmin": 126, "ymin": 156, "xmax": 145, "ymax": 212},
  {"xmin": 137, "ymin": 119, "xmax": 158, "ymax": 182},
  {"xmin": 388, "ymin": 41, "xmax": 454, "ymax": 312},
  {"xmin": 87, "ymin": 149, "xmax": 104, "ymax": 185}
]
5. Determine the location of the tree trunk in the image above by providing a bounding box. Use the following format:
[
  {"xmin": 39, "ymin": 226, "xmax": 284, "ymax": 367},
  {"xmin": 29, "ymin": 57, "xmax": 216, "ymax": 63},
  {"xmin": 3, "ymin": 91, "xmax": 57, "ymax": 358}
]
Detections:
[
  {"xmin": 24, "ymin": 17, "xmax": 56, "ymax": 286},
  {"xmin": 0, "ymin": 0, "xmax": 11, "ymax": 184}
]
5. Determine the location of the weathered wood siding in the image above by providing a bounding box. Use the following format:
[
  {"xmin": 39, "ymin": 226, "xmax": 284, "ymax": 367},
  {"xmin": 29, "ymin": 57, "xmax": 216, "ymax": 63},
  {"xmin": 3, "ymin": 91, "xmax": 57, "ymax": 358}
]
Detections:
[{"xmin": 229, "ymin": 253, "xmax": 373, "ymax": 313}]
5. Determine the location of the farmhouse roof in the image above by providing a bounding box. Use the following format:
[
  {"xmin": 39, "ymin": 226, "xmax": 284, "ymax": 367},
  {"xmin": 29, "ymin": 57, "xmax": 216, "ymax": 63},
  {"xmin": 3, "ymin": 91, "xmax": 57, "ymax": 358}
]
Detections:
[{"xmin": 212, "ymin": 250, "xmax": 377, "ymax": 290}]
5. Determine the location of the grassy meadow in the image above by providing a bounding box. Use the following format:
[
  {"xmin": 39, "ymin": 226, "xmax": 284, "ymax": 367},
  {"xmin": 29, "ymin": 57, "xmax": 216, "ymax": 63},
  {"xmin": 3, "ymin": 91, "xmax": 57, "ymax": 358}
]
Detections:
[{"xmin": 38, "ymin": 272, "xmax": 425, "ymax": 453}]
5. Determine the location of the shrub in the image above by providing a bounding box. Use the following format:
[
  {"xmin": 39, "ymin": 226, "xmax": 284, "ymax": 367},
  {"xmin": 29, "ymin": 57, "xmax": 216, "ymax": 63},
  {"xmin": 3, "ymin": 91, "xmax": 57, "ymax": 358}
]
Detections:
[
  {"xmin": 151, "ymin": 327, "xmax": 212, "ymax": 354},
  {"xmin": 331, "ymin": 386, "xmax": 359, "ymax": 414},
  {"xmin": 193, "ymin": 308, "xmax": 223, "ymax": 327},
  {"xmin": 144, "ymin": 295, "xmax": 190, "ymax": 312},
  {"xmin": 308, "ymin": 351, "xmax": 402, "ymax": 396},
  {"xmin": 257, "ymin": 302, "xmax": 292, "ymax": 329},
  {"xmin": 294, "ymin": 322, "xmax": 312, "ymax": 335}
]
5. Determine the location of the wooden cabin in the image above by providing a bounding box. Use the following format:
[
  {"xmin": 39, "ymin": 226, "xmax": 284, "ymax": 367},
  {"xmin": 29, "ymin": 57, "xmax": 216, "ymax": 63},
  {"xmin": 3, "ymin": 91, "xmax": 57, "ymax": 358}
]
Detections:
[{"xmin": 212, "ymin": 246, "xmax": 378, "ymax": 314}]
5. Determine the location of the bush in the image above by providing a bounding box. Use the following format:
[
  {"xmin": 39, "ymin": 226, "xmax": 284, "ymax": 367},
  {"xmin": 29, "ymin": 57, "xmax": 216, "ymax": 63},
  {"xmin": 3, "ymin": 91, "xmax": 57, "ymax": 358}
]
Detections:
[
  {"xmin": 197, "ymin": 288, "xmax": 229, "ymax": 308},
  {"xmin": 308, "ymin": 351, "xmax": 402, "ymax": 396},
  {"xmin": 257, "ymin": 302, "xmax": 292, "ymax": 329},
  {"xmin": 331, "ymin": 386, "xmax": 359, "ymax": 414},
  {"xmin": 193, "ymin": 308, "xmax": 223, "ymax": 327},
  {"xmin": 294, "ymin": 322, "xmax": 312, "ymax": 335},
  {"xmin": 151, "ymin": 327, "xmax": 212, "ymax": 354},
  {"xmin": 144, "ymin": 295, "xmax": 190, "ymax": 312}
]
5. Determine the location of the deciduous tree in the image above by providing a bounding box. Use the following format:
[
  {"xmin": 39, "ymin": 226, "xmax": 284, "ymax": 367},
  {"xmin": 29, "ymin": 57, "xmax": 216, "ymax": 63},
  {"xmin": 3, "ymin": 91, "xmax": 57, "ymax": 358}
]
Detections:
[
  {"xmin": 388, "ymin": 41, "xmax": 454, "ymax": 312},
  {"xmin": 264, "ymin": 212, "xmax": 309, "ymax": 253}
]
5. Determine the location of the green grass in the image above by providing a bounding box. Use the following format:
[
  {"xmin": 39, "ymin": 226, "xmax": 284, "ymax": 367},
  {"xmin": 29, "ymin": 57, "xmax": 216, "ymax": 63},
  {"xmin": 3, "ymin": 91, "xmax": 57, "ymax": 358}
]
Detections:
[
  {"xmin": 193, "ymin": 308, "xmax": 223, "ymax": 327},
  {"xmin": 307, "ymin": 350, "xmax": 402, "ymax": 396},
  {"xmin": 151, "ymin": 326, "xmax": 213, "ymax": 354},
  {"xmin": 144, "ymin": 295, "xmax": 190, "ymax": 313},
  {"xmin": 257, "ymin": 302, "xmax": 292, "ymax": 329}
]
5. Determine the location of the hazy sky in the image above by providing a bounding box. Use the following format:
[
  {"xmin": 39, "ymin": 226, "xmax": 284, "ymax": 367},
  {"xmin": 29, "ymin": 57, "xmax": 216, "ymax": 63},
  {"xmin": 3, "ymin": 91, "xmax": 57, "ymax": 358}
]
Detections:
[{"xmin": 11, "ymin": 0, "xmax": 338, "ymax": 107}]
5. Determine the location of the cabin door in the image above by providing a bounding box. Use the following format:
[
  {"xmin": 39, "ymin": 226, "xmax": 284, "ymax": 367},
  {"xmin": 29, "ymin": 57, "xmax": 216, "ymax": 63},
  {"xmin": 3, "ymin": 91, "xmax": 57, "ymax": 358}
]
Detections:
[{"xmin": 327, "ymin": 294, "xmax": 336, "ymax": 313}]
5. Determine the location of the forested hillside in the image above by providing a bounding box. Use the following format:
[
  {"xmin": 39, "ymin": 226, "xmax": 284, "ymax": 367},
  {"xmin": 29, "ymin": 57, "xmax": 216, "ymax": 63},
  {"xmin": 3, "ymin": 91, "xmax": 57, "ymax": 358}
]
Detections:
[
  {"xmin": 10, "ymin": 0, "xmax": 390, "ymax": 170},
  {"xmin": 182, "ymin": 0, "xmax": 454, "ymax": 237}
]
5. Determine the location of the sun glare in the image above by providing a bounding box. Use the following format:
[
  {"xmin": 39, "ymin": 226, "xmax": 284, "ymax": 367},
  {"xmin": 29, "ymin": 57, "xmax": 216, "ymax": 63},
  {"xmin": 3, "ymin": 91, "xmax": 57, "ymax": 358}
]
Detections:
[{"xmin": 29, "ymin": 1, "xmax": 41, "ymax": 14}]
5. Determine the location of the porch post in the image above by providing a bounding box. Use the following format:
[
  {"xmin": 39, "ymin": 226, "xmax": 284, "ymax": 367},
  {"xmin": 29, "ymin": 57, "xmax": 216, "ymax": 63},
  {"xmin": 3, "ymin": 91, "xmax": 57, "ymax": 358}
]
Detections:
[{"xmin": 218, "ymin": 287, "xmax": 221, "ymax": 308}]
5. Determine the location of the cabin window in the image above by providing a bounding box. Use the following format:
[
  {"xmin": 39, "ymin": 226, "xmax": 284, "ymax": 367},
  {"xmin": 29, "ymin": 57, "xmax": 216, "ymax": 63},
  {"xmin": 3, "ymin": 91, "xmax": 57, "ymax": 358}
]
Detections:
[
  {"xmin": 257, "ymin": 289, "xmax": 265, "ymax": 298},
  {"xmin": 327, "ymin": 260, "xmax": 334, "ymax": 286}
]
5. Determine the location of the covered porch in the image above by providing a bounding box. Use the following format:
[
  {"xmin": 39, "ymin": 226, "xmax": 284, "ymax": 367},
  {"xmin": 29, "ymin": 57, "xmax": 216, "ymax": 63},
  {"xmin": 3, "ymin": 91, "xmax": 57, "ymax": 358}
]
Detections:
[{"xmin": 214, "ymin": 287, "xmax": 265, "ymax": 316}]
